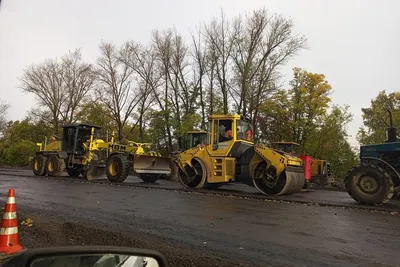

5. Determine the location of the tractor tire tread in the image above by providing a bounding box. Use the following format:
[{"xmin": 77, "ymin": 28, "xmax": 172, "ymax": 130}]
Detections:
[
  {"xmin": 344, "ymin": 162, "xmax": 394, "ymax": 205},
  {"xmin": 106, "ymin": 154, "xmax": 130, "ymax": 183},
  {"xmin": 33, "ymin": 154, "xmax": 47, "ymax": 176},
  {"xmin": 46, "ymin": 155, "xmax": 66, "ymax": 177}
]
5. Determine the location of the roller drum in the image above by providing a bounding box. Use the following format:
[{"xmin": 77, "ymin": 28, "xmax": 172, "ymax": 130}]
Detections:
[{"xmin": 253, "ymin": 166, "xmax": 305, "ymax": 196}]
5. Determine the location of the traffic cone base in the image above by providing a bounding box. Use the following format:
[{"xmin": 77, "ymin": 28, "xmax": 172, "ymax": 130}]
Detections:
[{"xmin": 0, "ymin": 189, "xmax": 23, "ymax": 254}]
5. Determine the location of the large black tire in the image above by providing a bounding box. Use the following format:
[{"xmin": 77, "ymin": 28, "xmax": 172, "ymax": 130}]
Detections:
[
  {"xmin": 178, "ymin": 159, "xmax": 207, "ymax": 189},
  {"xmin": 45, "ymin": 155, "xmax": 66, "ymax": 177},
  {"xmin": 67, "ymin": 168, "xmax": 81, "ymax": 177},
  {"xmin": 106, "ymin": 154, "xmax": 130, "ymax": 183},
  {"xmin": 32, "ymin": 154, "xmax": 46, "ymax": 176},
  {"xmin": 344, "ymin": 163, "xmax": 394, "ymax": 205},
  {"xmin": 138, "ymin": 174, "xmax": 160, "ymax": 183}
]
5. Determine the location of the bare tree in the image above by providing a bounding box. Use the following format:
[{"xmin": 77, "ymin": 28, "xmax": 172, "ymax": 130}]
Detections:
[
  {"xmin": 152, "ymin": 28, "xmax": 202, "ymax": 148},
  {"xmin": 20, "ymin": 49, "xmax": 95, "ymax": 133},
  {"xmin": 0, "ymin": 99, "xmax": 10, "ymax": 133},
  {"xmin": 203, "ymin": 10, "xmax": 235, "ymax": 114},
  {"xmin": 119, "ymin": 41, "xmax": 162, "ymax": 140},
  {"xmin": 231, "ymin": 8, "xmax": 307, "ymax": 121},
  {"xmin": 150, "ymin": 29, "xmax": 176, "ymax": 151},
  {"xmin": 96, "ymin": 41, "xmax": 140, "ymax": 140},
  {"xmin": 20, "ymin": 58, "xmax": 64, "ymax": 133},
  {"xmin": 60, "ymin": 49, "xmax": 96, "ymax": 124},
  {"xmin": 190, "ymin": 25, "xmax": 208, "ymax": 128}
]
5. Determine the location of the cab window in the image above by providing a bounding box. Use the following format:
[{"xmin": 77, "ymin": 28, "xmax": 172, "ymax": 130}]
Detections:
[
  {"xmin": 236, "ymin": 120, "xmax": 253, "ymax": 142},
  {"xmin": 218, "ymin": 120, "xmax": 233, "ymax": 142}
]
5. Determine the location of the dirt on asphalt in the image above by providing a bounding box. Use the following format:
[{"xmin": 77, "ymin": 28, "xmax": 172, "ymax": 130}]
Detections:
[
  {"xmin": 16, "ymin": 211, "xmax": 249, "ymax": 267},
  {"xmin": 2, "ymin": 172, "xmax": 400, "ymax": 267}
]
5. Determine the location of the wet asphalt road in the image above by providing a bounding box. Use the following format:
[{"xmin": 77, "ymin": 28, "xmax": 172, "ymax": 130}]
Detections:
[
  {"xmin": 2, "ymin": 168, "xmax": 400, "ymax": 212},
  {"xmin": 1, "ymin": 170, "xmax": 400, "ymax": 266}
]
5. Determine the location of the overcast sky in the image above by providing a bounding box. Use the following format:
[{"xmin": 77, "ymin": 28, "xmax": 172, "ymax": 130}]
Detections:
[{"xmin": 0, "ymin": 0, "xmax": 399, "ymax": 147}]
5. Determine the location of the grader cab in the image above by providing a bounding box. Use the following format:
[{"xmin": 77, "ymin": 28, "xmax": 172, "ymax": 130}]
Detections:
[
  {"xmin": 181, "ymin": 130, "xmax": 208, "ymax": 150},
  {"xmin": 33, "ymin": 123, "xmax": 109, "ymax": 179},
  {"xmin": 174, "ymin": 114, "xmax": 305, "ymax": 195}
]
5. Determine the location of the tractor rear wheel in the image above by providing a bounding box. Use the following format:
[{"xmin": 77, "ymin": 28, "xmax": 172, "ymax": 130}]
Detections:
[
  {"xmin": 45, "ymin": 155, "xmax": 65, "ymax": 177},
  {"xmin": 344, "ymin": 163, "xmax": 394, "ymax": 205},
  {"xmin": 106, "ymin": 154, "xmax": 130, "ymax": 183},
  {"xmin": 33, "ymin": 154, "xmax": 46, "ymax": 176},
  {"xmin": 138, "ymin": 174, "xmax": 160, "ymax": 183}
]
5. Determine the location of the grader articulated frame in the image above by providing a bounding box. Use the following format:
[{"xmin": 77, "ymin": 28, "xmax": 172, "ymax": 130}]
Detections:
[{"xmin": 33, "ymin": 123, "xmax": 171, "ymax": 182}]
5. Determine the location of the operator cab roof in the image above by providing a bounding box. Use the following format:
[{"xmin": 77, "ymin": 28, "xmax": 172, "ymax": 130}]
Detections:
[
  {"xmin": 272, "ymin": 141, "xmax": 300, "ymax": 146},
  {"xmin": 62, "ymin": 123, "xmax": 102, "ymax": 130},
  {"xmin": 186, "ymin": 130, "xmax": 207, "ymax": 134}
]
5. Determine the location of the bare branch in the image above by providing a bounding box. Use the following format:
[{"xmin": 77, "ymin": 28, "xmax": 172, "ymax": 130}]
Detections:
[{"xmin": 95, "ymin": 41, "xmax": 138, "ymax": 140}]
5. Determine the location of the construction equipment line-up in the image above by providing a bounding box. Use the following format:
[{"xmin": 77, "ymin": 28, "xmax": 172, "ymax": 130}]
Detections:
[{"xmin": 32, "ymin": 112, "xmax": 400, "ymax": 204}]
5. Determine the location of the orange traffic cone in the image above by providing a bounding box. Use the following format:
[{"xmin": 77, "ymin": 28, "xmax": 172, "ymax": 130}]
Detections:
[{"xmin": 0, "ymin": 188, "xmax": 23, "ymax": 254}]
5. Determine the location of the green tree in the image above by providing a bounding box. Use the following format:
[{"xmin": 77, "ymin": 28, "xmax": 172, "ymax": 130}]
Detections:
[
  {"xmin": 0, "ymin": 119, "xmax": 52, "ymax": 166},
  {"xmin": 288, "ymin": 67, "xmax": 333, "ymax": 149},
  {"xmin": 257, "ymin": 68, "xmax": 356, "ymax": 179},
  {"xmin": 1, "ymin": 119, "xmax": 53, "ymax": 145},
  {"xmin": 75, "ymin": 101, "xmax": 116, "ymax": 138},
  {"xmin": 304, "ymin": 105, "xmax": 358, "ymax": 178},
  {"xmin": 357, "ymin": 90, "xmax": 400, "ymax": 145},
  {"xmin": 257, "ymin": 89, "xmax": 292, "ymax": 143}
]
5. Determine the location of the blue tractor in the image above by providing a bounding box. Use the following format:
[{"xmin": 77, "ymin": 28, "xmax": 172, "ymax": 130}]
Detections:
[{"xmin": 344, "ymin": 109, "xmax": 400, "ymax": 205}]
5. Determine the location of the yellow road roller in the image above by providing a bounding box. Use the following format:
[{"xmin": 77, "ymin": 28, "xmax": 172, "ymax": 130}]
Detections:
[{"xmin": 174, "ymin": 114, "xmax": 305, "ymax": 195}]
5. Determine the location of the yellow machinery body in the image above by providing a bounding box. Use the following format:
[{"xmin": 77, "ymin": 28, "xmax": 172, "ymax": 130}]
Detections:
[
  {"xmin": 33, "ymin": 123, "xmax": 171, "ymax": 182},
  {"xmin": 174, "ymin": 114, "xmax": 306, "ymax": 195},
  {"xmin": 105, "ymin": 139, "xmax": 171, "ymax": 183},
  {"xmin": 270, "ymin": 141, "xmax": 331, "ymax": 186}
]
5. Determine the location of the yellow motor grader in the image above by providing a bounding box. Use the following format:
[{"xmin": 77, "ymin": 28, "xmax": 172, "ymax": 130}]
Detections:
[
  {"xmin": 174, "ymin": 114, "xmax": 305, "ymax": 195},
  {"xmin": 33, "ymin": 123, "xmax": 171, "ymax": 182},
  {"xmin": 106, "ymin": 139, "xmax": 171, "ymax": 183}
]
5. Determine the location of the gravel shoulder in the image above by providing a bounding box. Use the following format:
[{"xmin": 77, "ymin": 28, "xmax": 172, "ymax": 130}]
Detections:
[{"xmin": 15, "ymin": 211, "xmax": 247, "ymax": 267}]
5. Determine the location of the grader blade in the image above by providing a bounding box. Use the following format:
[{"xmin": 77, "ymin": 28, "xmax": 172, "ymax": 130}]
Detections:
[
  {"xmin": 133, "ymin": 155, "xmax": 171, "ymax": 175},
  {"xmin": 83, "ymin": 162, "xmax": 105, "ymax": 181}
]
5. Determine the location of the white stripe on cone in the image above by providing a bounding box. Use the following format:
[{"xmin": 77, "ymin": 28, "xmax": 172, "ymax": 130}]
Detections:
[
  {"xmin": 0, "ymin": 226, "xmax": 18, "ymax": 235},
  {"xmin": 2, "ymin": 212, "xmax": 17, "ymax": 220},
  {"xmin": 6, "ymin": 197, "xmax": 15, "ymax": 204}
]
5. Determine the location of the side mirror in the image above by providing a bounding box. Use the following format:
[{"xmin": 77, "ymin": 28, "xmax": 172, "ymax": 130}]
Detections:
[
  {"xmin": 212, "ymin": 143, "xmax": 218, "ymax": 150},
  {"xmin": 1, "ymin": 246, "xmax": 168, "ymax": 267}
]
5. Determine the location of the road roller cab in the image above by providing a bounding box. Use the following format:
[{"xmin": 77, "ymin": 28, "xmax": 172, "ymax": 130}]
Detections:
[
  {"xmin": 182, "ymin": 130, "xmax": 208, "ymax": 150},
  {"xmin": 175, "ymin": 114, "xmax": 306, "ymax": 195}
]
